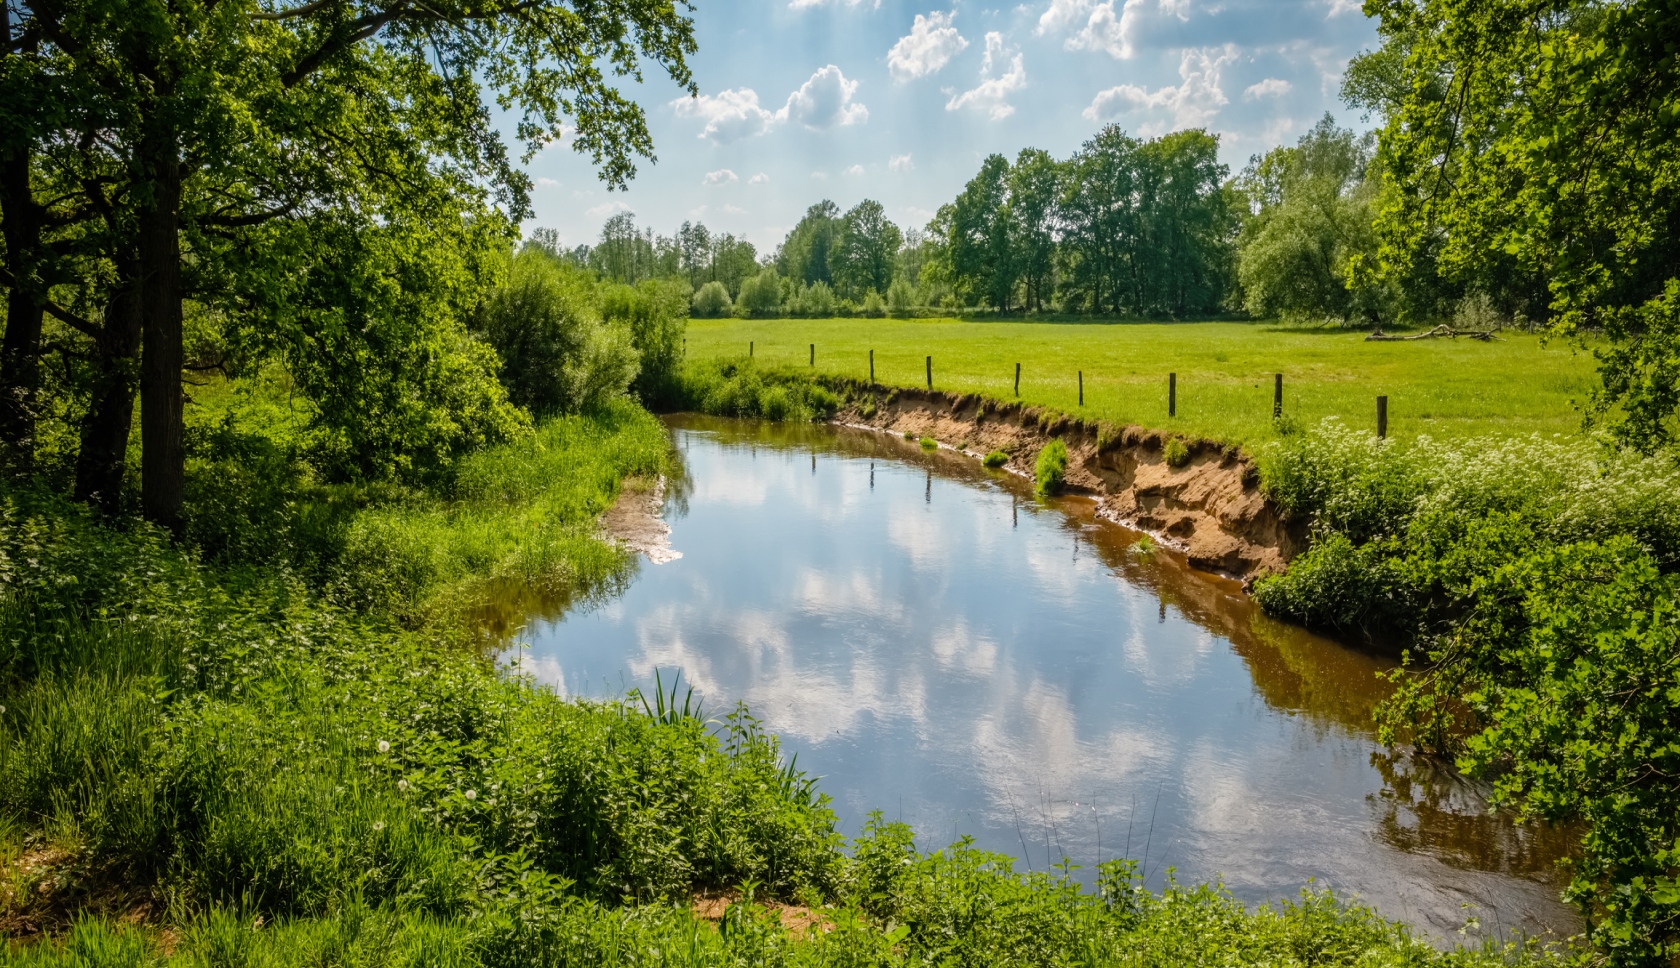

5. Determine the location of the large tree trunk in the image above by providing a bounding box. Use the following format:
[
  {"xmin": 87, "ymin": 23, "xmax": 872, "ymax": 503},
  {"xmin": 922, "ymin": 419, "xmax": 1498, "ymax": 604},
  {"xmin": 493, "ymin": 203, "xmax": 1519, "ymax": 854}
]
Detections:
[
  {"xmin": 0, "ymin": 4, "xmax": 44, "ymax": 472},
  {"xmin": 75, "ymin": 274, "xmax": 142, "ymax": 514},
  {"xmin": 139, "ymin": 130, "xmax": 184, "ymax": 532}
]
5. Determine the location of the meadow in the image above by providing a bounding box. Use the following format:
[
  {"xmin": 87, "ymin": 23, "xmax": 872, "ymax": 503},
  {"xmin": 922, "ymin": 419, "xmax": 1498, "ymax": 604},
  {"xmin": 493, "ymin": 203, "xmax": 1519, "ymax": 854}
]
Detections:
[{"xmin": 684, "ymin": 318, "xmax": 1598, "ymax": 446}]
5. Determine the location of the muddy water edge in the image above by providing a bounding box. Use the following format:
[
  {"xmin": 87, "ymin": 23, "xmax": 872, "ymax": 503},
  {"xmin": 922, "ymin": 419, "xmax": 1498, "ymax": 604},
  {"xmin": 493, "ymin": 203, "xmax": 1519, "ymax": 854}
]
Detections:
[{"xmin": 503, "ymin": 413, "xmax": 1580, "ymax": 943}]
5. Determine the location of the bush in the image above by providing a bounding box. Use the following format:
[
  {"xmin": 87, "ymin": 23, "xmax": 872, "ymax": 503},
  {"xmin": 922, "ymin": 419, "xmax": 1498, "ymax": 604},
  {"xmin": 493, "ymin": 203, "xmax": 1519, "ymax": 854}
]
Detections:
[
  {"xmin": 736, "ymin": 268, "xmax": 782, "ymax": 317},
  {"xmin": 472, "ymin": 249, "xmax": 640, "ymax": 419},
  {"xmin": 803, "ymin": 281, "xmax": 836, "ymax": 317},
  {"xmin": 674, "ymin": 358, "xmax": 840, "ymax": 423},
  {"xmin": 886, "ymin": 277, "xmax": 915, "ymax": 313},
  {"xmin": 918, "ymin": 436, "xmax": 937, "ymax": 450},
  {"xmin": 691, "ymin": 280, "xmax": 732, "ymax": 318},
  {"xmin": 983, "ymin": 450, "xmax": 1008, "ymax": 468},
  {"xmin": 1034, "ymin": 439, "xmax": 1068, "ymax": 496},
  {"xmin": 602, "ymin": 279, "xmax": 689, "ymax": 407},
  {"xmin": 1163, "ymin": 437, "xmax": 1190, "ymax": 467},
  {"xmin": 861, "ymin": 289, "xmax": 886, "ymax": 318}
]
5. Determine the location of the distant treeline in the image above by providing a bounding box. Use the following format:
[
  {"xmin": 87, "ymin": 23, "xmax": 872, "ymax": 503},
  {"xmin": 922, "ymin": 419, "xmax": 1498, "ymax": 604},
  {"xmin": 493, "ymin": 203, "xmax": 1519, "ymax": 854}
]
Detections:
[{"xmin": 530, "ymin": 114, "xmax": 1546, "ymax": 326}]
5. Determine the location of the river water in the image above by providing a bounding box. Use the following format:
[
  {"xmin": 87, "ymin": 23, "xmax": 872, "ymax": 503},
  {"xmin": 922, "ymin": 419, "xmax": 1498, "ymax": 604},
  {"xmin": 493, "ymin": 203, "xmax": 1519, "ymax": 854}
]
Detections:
[{"xmin": 503, "ymin": 415, "xmax": 1578, "ymax": 941}]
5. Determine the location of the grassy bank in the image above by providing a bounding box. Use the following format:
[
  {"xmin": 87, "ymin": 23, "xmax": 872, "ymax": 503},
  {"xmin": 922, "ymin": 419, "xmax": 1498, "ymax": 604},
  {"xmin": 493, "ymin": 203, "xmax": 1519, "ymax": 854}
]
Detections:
[{"xmin": 685, "ymin": 318, "xmax": 1595, "ymax": 446}]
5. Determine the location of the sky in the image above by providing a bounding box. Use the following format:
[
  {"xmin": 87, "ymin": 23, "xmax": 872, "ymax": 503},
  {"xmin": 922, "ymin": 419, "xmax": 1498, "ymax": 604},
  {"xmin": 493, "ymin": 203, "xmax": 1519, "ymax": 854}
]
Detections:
[{"xmin": 519, "ymin": 0, "xmax": 1382, "ymax": 254}]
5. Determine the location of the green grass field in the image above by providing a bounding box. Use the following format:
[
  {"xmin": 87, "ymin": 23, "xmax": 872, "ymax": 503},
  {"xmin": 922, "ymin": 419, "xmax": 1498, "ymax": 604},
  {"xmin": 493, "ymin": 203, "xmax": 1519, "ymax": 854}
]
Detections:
[{"xmin": 685, "ymin": 318, "xmax": 1599, "ymax": 446}]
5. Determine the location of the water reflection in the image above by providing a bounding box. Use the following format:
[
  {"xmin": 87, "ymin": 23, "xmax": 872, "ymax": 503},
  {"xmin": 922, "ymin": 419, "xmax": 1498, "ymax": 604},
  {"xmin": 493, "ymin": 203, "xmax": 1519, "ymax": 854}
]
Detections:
[{"xmin": 507, "ymin": 415, "xmax": 1577, "ymax": 940}]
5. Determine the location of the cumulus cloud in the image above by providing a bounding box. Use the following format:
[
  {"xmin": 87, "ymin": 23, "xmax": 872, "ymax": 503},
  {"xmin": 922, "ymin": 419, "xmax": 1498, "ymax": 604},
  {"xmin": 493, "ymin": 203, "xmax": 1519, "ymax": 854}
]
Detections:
[
  {"xmin": 536, "ymin": 177, "xmax": 559, "ymax": 187},
  {"xmin": 1244, "ymin": 77, "xmax": 1291, "ymax": 99},
  {"xmin": 749, "ymin": 172, "xmax": 771, "ymax": 185},
  {"xmin": 702, "ymin": 169, "xmax": 739, "ymax": 187},
  {"xmin": 945, "ymin": 32, "xmax": 1026, "ymax": 120},
  {"xmin": 1081, "ymin": 44, "xmax": 1236, "ymax": 127},
  {"xmin": 671, "ymin": 66, "xmax": 868, "ymax": 142},
  {"xmin": 844, "ymin": 164, "xmax": 866, "ymax": 176},
  {"xmin": 789, "ymin": 0, "xmax": 879, "ymax": 8},
  {"xmin": 672, "ymin": 88, "xmax": 777, "ymax": 143},
  {"xmin": 781, "ymin": 65, "xmax": 869, "ymax": 128},
  {"xmin": 888, "ymin": 10, "xmax": 968, "ymax": 81},
  {"xmin": 889, "ymin": 153, "xmax": 914, "ymax": 171},
  {"xmin": 1039, "ymin": 0, "xmax": 1193, "ymax": 59},
  {"xmin": 587, "ymin": 201, "xmax": 631, "ymax": 218}
]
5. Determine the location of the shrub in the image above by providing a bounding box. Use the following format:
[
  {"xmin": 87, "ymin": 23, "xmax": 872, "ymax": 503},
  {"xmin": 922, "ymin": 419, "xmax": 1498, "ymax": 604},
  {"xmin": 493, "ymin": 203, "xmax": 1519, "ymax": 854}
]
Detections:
[
  {"xmin": 736, "ymin": 268, "xmax": 782, "ymax": 317},
  {"xmin": 1163, "ymin": 437, "xmax": 1190, "ymax": 468},
  {"xmin": 982, "ymin": 450, "xmax": 1008, "ymax": 468},
  {"xmin": 674, "ymin": 358, "xmax": 839, "ymax": 423},
  {"xmin": 803, "ymin": 281, "xmax": 836, "ymax": 317},
  {"xmin": 472, "ymin": 249, "xmax": 640, "ymax": 419},
  {"xmin": 1035, "ymin": 439, "xmax": 1068, "ymax": 496},
  {"xmin": 886, "ymin": 278, "xmax": 915, "ymax": 313},
  {"xmin": 602, "ymin": 279, "xmax": 689, "ymax": 407},
  {"xmin": 918, "ymin": 436, "xmax": 937, "ymax": 450},
  {"xmin": 861, "ymin": 289, "xmax": 886, "ymax": 318},
  {"xmin": 690, "ymin": 281, "xmax": 732, "ymax": 318}
]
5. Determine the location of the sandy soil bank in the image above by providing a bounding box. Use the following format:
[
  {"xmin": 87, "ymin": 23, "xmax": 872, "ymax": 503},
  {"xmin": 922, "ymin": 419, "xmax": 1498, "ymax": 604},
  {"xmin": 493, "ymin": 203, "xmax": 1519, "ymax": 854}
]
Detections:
[
  {"xmin": 602, "ymin": 475, "xmax": 682, "ymax": 564},
  {"xmin": 833, "ymin": 384, "xmax": 1303, "ymax": 582}
]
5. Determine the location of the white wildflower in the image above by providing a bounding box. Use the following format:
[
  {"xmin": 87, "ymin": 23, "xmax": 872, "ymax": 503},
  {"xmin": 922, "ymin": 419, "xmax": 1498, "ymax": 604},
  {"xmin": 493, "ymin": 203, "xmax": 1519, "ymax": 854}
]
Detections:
[
  {"xmin": 398, "ymin": 779, "xmax": 409, "ymax": 792},
  {"xmin": 465, "ymin": 789, "xmax": 477, "ymax": 801},
  {"xmin": 377, "ymin": 740, "xmax": 390, "ymax": 754},
  {"xmin": 372, "ymin": 821, "xmax": 385, "ymax": 832}
]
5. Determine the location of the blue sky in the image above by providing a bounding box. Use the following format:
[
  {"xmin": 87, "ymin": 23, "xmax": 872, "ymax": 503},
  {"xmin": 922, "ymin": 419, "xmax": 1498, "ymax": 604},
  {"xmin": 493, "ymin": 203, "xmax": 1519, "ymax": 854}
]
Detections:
[{"xmin": 522, "ymin": 0, "xmax": 1380, "ymax": 254}]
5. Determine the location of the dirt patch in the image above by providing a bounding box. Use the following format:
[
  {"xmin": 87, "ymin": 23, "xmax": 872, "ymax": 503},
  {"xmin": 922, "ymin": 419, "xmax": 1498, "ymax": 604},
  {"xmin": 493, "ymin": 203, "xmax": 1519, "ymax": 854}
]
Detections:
[
  {"xmin": 690, "ymin": 888, "xmax": 833, "ymax": 937},
  {"xmin": 1, "ymin": 843, "xmax": 164, "ymax": 947},
  {"xmin": 835, "ymin": 384, "xmax": 1304, "ymax": 582},
  {"xmin": 602, "ymin": 475, "xmax": 681, "ymax": 564}
]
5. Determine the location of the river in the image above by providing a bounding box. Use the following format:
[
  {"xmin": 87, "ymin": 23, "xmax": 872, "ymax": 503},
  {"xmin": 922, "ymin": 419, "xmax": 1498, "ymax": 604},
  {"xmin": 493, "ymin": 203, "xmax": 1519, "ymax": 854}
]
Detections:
[{"xmin": 502, "ymin": 414, "xmax": 1578, "ymax": 941}]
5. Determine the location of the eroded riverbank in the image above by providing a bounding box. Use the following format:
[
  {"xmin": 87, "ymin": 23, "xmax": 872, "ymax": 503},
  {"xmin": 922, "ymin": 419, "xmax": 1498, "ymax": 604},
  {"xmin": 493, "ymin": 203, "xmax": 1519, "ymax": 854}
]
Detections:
[{"xmin": 830, "ymin": 385, "xmax": 1302, "ymax": 582}]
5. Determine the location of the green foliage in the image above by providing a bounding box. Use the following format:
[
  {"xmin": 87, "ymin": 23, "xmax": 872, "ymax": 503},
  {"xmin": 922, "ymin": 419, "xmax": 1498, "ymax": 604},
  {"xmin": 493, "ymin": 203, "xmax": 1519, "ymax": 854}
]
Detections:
[
  {"xmin": 601, "ymin": 278, "xmax": 690, "ymax": 407},
  {"xmin": 982, "ymin": 450, "xmax": 1008, "ymax": 467},
  {"xmin": 736, "ymin": 268, "xmax": 784, "ymax": 317},
  {"xmin": 674, "ymin": 358, "xmax": 840, "ymax": 423},
  {"xmin": 830, "ymin": 200, "xmax": 902, "ymax": 299},
  {"xmin": 1378, "ymin": 537, "xmax": 1680, "ymax": 965},
  {"xmin": 691, "ymin": 281, "xmax": 733, "ymax": 319},
  {"xmin": 472, "ymin": 249, "xmax": 641, "ymax": 419},
  {"xmin": 1034, "ymin": 439, "xmax": 1068, "ymax": 496},
  {"xmin": 1162, "ymin": 437, "xmax": 1190, "ymax": 468},
  {"xmin": 1363, "ymin": 0, "xmax": 1680, "ymax": 451},
  {"xmin": 1234, "ymin": 116, "xmax": 1390, "ymax": 325},
  {"xmin": 861, "ymin": 289, "xmax": 886, "ymax": 318},
  {"xmin": 918, "ymin": 436, "xmax": 937, "ymax": 450}
]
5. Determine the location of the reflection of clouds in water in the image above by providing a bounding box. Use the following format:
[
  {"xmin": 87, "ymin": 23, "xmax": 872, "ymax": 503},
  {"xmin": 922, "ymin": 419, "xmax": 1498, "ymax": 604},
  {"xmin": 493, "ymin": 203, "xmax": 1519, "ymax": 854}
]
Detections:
[
  {"xmin": 1121, "ymin": 617, "xmax": 1219, "ymax": 688},
  {"xmin": 690, "ymin": 456, "xmax": 775, "ymax": 506},
  {"xmin": 931, "ymin": 620, "xmax": 997, "ymax": 675},
  {"xmin": 507, "ymin": 652, "xmax": 569, "ymax": 696},
  {"xmin": 887, "ymin": 503, "xmax": 952, "ymax": 572},
  {"xmin": 797, "ymin": 568, "xmax": 907, "ymax": 625}
]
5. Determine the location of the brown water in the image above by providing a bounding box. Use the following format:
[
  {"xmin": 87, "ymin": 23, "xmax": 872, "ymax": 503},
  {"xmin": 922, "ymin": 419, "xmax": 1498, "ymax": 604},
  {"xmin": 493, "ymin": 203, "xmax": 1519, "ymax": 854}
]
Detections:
[{"xmin": 503, "ymin": 415, "xmax": 1579, "ymax": 940}]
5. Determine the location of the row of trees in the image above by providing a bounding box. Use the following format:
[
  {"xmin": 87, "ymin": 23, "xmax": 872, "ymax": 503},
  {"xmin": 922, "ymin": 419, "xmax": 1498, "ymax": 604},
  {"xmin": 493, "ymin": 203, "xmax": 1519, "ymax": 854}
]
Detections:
[{"xmin": 0, "ymin": 0, "xmax": 697, "ymax": 529}]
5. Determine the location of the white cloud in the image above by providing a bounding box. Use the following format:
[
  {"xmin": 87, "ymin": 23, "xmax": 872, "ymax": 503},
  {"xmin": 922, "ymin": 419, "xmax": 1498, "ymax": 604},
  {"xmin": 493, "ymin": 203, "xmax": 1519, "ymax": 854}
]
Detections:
[
  {"xmin": 536, "ymin": 177, "xmax": 559, "ymax": 188},
  {"xmin": 673, "ymin": 67, "xmax": 867, "ymax": 142},
  {"xmin": 1069, "ymin": 0, "xmax": 1146, "ymax": 58},
  {"xmin": 789, "ymin": 0, "xmax": 879, "ymax": 8},
  {"xmin": 889, "ymin": 153, "xmax": 914, "ymax": 171},
  {"xmin": 672, "ymin": 88, "xmax": 777, "ymax": 144},
  {"xmin": 780, "ymin": 65, "xmax": 869, "ymax": 129},
  {"xmin": 1082, "ymin": 44, "xmax": 1237, "ymax": 127},
  {"xmin": 587, "ymin": 201, "xmax": 631, "ymax": 218},
  {"xmin": 945, "ymin": 33, "xmax": 1027, "ymax": 120},
  {"xmin": 1327, "ymin": 0, "xmax": 1361, "ymax": 14},
  {"xmin": 722, "ymin": 204, "xmax": 748, "ymax": 214},
  {"xmin": 702, "ymin": 169, "xmax": 739, "ymax": 187},
  {"xmin": 749, "ymin": 172, "xmax": 771, "ymax": 185},
  {"xmin": 811, "ymin": 171, "xmax": 829, "ymax": 180},
  {"xmin": 844, "ymin": 164, "xmax": 866, "ymax": 176},
  {"xmin": 888, "ymin": 10, "xmax": 968, "ymax": 81},
  {"xmin": 1244, "ymin": 77, "xmax": 1291, "ymax": 99}
]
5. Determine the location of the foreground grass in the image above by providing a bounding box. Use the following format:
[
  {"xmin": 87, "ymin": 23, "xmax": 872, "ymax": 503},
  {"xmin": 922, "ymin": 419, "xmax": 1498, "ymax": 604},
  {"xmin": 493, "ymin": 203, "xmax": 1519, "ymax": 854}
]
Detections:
[{"xmin": 685, "ymin": 318, "xmax": 1596, "ymax": 446}]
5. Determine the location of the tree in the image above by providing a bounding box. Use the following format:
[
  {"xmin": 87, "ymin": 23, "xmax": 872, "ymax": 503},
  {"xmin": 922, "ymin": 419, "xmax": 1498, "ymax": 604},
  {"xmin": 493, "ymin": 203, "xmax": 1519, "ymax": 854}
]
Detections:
[
  {"xmin": 776, "ymin": 200, "xmax": 840, "ymax": 287},
  {"xmin": 0, "ymin": 0, "xmax": 698, "ymax": 528},
  {"xmin": 678, "ymin": 220, "xmax": 711, "ymax": 289},
  {"xmin": 948, "ymin": 154, "xmax": 1015, "ymax": 311},
  {"xmin": 1365, "ymin": 0, "xmax": 1680, "ymax": 451},
  {"xmin": 1235, "ymin": 115, "xmax": 1384, "ymax": 323},
  {"xmin": 1009, "ymin": 148, "xmax": 1060, "ymax": 313},
  {"xmin": 1137, "ymin": 129, "xmax": 1233, "ymax": 317},
  {"xmin": 1059, "ymin": 126, "xmax": 1141, "ymax": 314},
  {"xmin": 831, "ymin": 199, "xmax": 900, "ymax": 299}
]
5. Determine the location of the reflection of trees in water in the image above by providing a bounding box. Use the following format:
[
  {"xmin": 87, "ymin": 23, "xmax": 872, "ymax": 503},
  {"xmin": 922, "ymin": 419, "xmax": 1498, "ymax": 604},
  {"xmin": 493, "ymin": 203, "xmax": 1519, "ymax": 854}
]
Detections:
[
  {"xmin": 662, "ymin": 432, "xmax": 694, "ymax": 520},
  {"xmin": 1367, "ymin": 750, "xmax": 1577, "ymax": 883}
]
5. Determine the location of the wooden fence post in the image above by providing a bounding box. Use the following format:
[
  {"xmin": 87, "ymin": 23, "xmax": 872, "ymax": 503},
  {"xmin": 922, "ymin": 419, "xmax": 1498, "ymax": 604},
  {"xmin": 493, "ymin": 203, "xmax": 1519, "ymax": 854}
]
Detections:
[
  {"xmin": 870, "ymin": 349, "xmax": 875, "ymax": 383},
  {"xmin": 749, "ymin": 341, "xmax": 753, "ymax": 358},
  {"xmin": 1078, "ymin": 371, "xmax": 1084, "ymax": 407},
  {"xmin": 810, "ymin": 343, "xmax": 814, "ymax": 366},
  {"xmin": 1273, "ymin": 373, "xmax": 1283, "ymax": 419},
  {"xmin": 1014, "ymin": 362, "xmax": 1021, "ymax": 396},
  {"xmin": 1169, "ymin": 373, "xmax": 1176, "ymax": 417},
  {"xmin": 926, "ymin": 355, "xmax": 932, "ymax": 390},
  {"xmin": 1377, "ymin": 395, "xmax": 1388, "ymax": 439}
]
